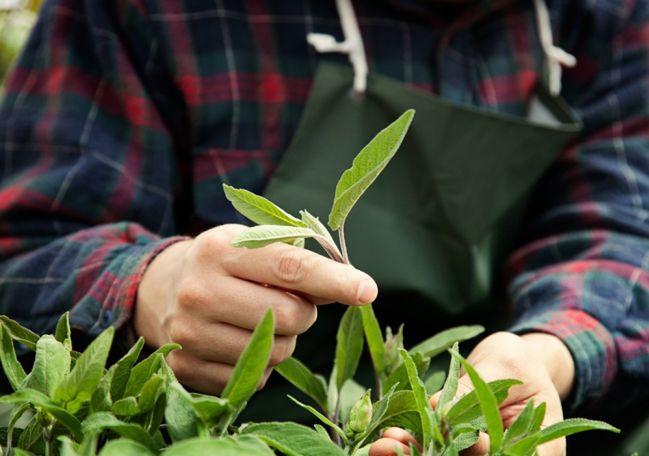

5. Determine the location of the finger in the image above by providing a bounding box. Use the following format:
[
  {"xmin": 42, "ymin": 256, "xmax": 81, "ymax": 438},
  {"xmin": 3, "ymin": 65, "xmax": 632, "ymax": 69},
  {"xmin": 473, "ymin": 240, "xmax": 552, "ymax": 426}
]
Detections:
[
  {"xmin": 369, "ymin": 438, "xmax": 411, "ymax": 456},
  {"xmin": 222, "ymin": 241, "xmax": 378, "ymax": 305},
  {"xmin": 382, "ymin": 428, "xmax": 420, "ymax": 449},
  {"xmin": 167, "ymin": 351, "xmax": 235, "ymax": 395},
  {"xmin": 168, "ymin": 319, "xmax": 296, "ymax": 366},
  {"xmin": 178, "ymin": 275, "xmax": 318, "ymax": 335}
]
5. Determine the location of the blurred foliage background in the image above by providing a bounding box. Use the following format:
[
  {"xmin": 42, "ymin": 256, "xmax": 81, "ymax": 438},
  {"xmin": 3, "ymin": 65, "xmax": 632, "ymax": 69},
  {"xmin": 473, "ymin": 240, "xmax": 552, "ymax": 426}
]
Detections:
[{"xmin": 0, "ymin": 0, "xmax": 43, "ymax": 85}]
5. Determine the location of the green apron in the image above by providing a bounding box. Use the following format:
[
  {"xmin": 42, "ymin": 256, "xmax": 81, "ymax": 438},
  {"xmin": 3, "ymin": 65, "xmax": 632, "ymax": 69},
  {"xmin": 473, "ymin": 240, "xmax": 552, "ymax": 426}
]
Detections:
[{"xmin": 245, "ymin": 62, "xmax": 647, "ymax": 454}]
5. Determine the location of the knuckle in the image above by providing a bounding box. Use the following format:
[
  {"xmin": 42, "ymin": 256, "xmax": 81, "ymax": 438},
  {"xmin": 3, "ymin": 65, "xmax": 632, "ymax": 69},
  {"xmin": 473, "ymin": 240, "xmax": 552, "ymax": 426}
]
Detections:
[
  {"xmin": 167, "ymin": 320, "xmax": 194, "ymax": 347},
  {"xmin": 274, "ymin": 250, "xmax": 308, "ymax": 284},
  {"xmin": 176, "ymin": 279, "xmax": 205, "ymax": 310},
  {"xmin": 195, "ymin": 229, "xmax": 231, "ymax": 257}
]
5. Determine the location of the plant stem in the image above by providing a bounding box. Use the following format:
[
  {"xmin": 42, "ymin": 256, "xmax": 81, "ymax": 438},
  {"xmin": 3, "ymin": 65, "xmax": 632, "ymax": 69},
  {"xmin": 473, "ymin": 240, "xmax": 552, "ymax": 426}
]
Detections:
[
  {"xmin": 338, "ymin": 223, "xmax": 350, "ymax": 264},
  {"xmin": 332, "ymin": 397, "xmax": 343, "ymax": 447}
]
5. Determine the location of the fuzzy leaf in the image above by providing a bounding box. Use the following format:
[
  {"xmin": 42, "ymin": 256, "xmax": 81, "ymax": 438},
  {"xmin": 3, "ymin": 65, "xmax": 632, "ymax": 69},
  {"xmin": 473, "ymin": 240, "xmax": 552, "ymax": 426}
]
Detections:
[
  {"xmin": 165, "ymin": 382, "xmax": 200, "ymax": 442},
  {"xmin": 98, "ymin": 439, "xmax": 155, "ymax": 456},
  {"xmin": 112, "ymin": 396, "xmax": 140, "ymax": 417},
  {"xmin": 124, "ymin": 344, "xmax": 180, "ymax": 397},
  {"xmin": 0, "ymin": 316, "xmax": 39, "ymax": 350},
  {"xmin": 503, "ymin": 434, "xmax": 541, "ymax": 456},
  {"xmin": 242, "ymin": 422, "xmax": 346, "ymax": 456},
  {"xmin": 275, "ymin": 357, "xmax": 328, "ymax": 412},
  {"xmin": 503, "ymin": 400, "xmax": 536, "ymax": 447},
  {"xmin": 300, "ymin": 210, "xmax": 337, "ymax": 246},
  {"xmin": 223, "ymin": 184, "xmax": 306, "ymax": 227},
  {"xmin": 328, "ymin": 109, "xmax": 415, "ymax": 230},
  {"xmin": 360, "ymin": 305, "xmax": 385, "ymax": 375},
  {"xmin": 450, "ymin": 349, "xmax": 503, "ymax": 453},
  {"xmin": 0, "ymin": 388, "xmax": 82, "ymax": 440},
  {"xmin": 110, "ymin": 337, "xmax": 145, "ymax": 400},
  {"xmin": 409, "ymin": 326, "xmax": 484, "ymax": 358},
  {"xmin": 438, "ymin": 342, "xmax": 460, "ymax": 412},
  {"xmin": 399, "ymin": 349, "xmax": 433, "ymax": 447},
  {"xmin": 27, "ymin": 335, "xmax": 70, "ymax": 396},
  {"xmin": 335, "ymin": 306, "xmax": 364, "ymax": 390},
  {"xmin": 222, "ymin": 308, "xmax": 274, "ymax": 408},
  {"xmin": 287, "ymin": 395, "xmax": 347, "ymax": 441},
  {"xmin": 232, "ymin": 225, "xmax": 319, "ymax": 249},
  {"xmin": 537, "ymin": 418, "xmax": 619, "ymax": 445},
  {"xmin": 83, "ymin": 412, "xmax": 157, "ymax": 450},
  {"xmin": 447, "ymin": 379, "xmax": 522, "ymax": 426},
  {"xmin": 54, "ymin": 312, "xmax": 72, "ymax": 351},
  {"xmin": 162, "ymin": 436, "xmax": 274, "ymax": 456},
  {"xmin": 424, "ymin": 371, "xmax": 446, "ymax": 396},
  {"xmin": 0, "ymin": 324, "xmax": 27, "ymax": 390},
  {"xmin": 54, "ymin": 327, "xmax": 114, "ymax": 413}
]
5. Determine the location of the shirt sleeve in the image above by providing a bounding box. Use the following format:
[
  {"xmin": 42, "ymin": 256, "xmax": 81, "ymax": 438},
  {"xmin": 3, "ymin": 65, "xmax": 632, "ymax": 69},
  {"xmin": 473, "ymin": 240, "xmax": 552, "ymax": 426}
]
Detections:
[
  {"xmin": 507, "ymin": 1, "xmax": 649, "ymax": 412},
  {"xmin": 0, "ymin": 0, "xmax": 187, "ymax": 340}
]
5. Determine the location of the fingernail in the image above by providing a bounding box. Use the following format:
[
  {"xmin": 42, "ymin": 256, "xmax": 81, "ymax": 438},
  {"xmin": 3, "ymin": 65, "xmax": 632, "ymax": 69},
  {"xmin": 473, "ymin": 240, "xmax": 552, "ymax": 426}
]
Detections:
[{"xmin": 356, "ymin": 279, "xmax": 377, "ymax": 304}]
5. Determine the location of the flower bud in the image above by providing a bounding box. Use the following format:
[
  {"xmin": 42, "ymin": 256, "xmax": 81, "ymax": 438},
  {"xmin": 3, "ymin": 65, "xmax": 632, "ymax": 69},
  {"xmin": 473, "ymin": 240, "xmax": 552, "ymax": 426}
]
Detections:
[{"xmin": 347, "ymin": 390, "xmax": 373, "ymax": 434}]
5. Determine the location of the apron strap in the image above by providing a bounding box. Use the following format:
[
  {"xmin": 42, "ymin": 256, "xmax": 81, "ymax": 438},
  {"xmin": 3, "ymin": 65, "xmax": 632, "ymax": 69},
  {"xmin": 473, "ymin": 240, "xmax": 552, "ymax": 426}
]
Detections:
[
  {"xmin": 533, "ymin": 0, "xmax": 577, "ymax": 96},
  {"xmin": 306, "ymin": 0, "xmax": 368, "ymax": 94}
]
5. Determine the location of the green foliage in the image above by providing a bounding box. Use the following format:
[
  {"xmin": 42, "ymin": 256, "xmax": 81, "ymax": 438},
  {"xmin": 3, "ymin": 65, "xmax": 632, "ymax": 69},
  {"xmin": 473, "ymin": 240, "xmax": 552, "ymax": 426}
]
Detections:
[{"xmin": 0, "ymin": 112, "xmax": 620, "ymax": 454}]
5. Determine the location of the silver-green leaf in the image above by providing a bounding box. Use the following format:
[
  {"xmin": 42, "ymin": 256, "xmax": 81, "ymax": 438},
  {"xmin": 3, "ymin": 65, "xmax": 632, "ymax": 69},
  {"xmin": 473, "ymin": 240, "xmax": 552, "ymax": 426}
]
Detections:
[
  {"xmin": 328, "ymin": 109, "xmax": 415, "ymax": 230},
  {"xmin": 232, "ymin": 225, "xmax": 319, "ymax": 249},
  {"xmin": 223, "ymin": 184, "xmax": 306, "ymax": 227}
]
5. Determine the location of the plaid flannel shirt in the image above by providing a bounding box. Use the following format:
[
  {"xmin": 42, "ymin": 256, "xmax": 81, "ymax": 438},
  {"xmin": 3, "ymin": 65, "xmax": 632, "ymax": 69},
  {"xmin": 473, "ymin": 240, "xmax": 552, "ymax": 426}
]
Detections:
[{"xmin": 0, "ymin": 0, "xmax": 648, "ymax": 413}]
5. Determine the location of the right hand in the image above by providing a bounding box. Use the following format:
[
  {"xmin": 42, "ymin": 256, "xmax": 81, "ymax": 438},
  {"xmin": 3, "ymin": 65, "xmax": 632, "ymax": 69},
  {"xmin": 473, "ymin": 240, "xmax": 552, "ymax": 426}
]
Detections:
[{"xmin": 135, "ymin": 224, "xmax": 378, "ymax": 394}]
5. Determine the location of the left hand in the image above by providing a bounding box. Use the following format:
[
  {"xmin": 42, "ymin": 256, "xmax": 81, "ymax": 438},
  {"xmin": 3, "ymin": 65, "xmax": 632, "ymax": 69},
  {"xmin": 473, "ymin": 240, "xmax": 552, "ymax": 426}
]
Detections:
[{"xmin": 369, "ymin": 331, "xmax": 575, "ymax": 456}]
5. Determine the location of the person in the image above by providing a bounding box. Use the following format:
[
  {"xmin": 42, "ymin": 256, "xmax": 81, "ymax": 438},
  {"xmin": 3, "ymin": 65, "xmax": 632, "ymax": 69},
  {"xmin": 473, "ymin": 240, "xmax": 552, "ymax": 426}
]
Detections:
[{"xmin": 0, "ymin": 0, "xmax": 647, "ymax": 455}]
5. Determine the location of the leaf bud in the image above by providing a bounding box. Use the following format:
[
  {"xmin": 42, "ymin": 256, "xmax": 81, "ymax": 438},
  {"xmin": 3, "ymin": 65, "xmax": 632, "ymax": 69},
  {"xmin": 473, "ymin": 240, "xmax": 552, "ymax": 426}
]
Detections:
[{"xmin": 347, "ymin": 390, "xmax": 373, "ymax": 434}]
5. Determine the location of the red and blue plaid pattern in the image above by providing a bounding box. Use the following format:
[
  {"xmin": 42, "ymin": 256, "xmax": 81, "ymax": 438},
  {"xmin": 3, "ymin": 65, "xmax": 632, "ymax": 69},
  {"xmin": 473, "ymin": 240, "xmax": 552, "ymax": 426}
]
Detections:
[{"xmin": 0, "ymin": 0, "xmax": 647, "ymax": 413}]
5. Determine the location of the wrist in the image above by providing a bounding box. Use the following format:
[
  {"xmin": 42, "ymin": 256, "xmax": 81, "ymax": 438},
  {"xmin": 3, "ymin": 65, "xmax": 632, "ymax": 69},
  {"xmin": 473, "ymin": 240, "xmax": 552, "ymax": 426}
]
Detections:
[
  {"xmin": 135, "ymin": 239, "xmax": 193, "ymax": 347},
  {"xmin": 520, "ymin": 332, "xmax": 575, "ymax": 400}
]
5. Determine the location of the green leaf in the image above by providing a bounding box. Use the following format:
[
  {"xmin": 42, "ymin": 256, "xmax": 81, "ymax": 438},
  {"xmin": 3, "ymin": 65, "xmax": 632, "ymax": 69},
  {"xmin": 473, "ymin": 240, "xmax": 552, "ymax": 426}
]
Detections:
[
  {"xmin": 424, "ymin": 371, "xmax": 446, "ymax": 396},
  {"xmin": 383, "ymin": 352, "xmax": 430, "ymax": 395},
  {"xmin": 0, "ymin": 316, "xmax": 39, "ymax": 350},
  {"xmin": 164, "ymin": 382, "xmax": 200, "ymax": 442},
  {"xmin": 338, "ymin": 379, "xmax": 366, "ymax": 424},
  {"xmin": 58, "ymin": 436, "xmax": 80, "ymax": 456},
  {"xmin": 0, "ymin": 323, "xmax": 27, "ymax": 390},
  {"xmin": 530, "ymin": 402, "xmax": 546, "ymax": 433},
  {"xmin": 162, "ymin": 435, "xmax": 274, "ymax": 456},
  {"xmin": 537, "ymin": 418, "xmax": 619, "ymax": 445},
  {"xmin": 188, "ymin": 393, "xmax": 231, "ymax": 425},
  {"xmin": 137, "ymin": 373, "xmax": 164, "ymax": 413},
  {"xmin": 26, "ymin": 335, "xmax": 70, "ymax": 396},
  {"xmin": 223, "ymin": 184, "xmax": 306, "ymax": 227},
  {"xmin": 503, "ymin": 434, "xmax": 541, "ymax": 456},
  {"xmin": 328, "ymin": 109, "xmax": 415, "ymax": 230},
  {"xmin": 6, "ymin": 402, "xmax": 31, "ymax": 453},
  {"xmin": 231, "ymin": 225, "xmax": 319, "ymax": 249},
  {"xmin": 409, "ymin": 326, "xmax": 484, "ymax": 358},
  {"xmin": 364, "ymin": 390, "xmax": 419, "ymax": 441},
  {"xmin": 222, "ymin": 308, "xmax": 274, "ymax": 408},
  {"xmin": 438, "ymin": 342, "xmax": 460, "ymax": 412},
  {"xmin": 17, "ymin": 418, "xmax": 42, "ymax": 452},
  {"xmin": 335, "ymin": 306, "xmax": 364, "ymax": 390},
  {"xmin": 300, "ymin": 210, "xmax": 337, "ymax": 246},
  {"xmin": 83, "ymin": 412, "xmax": 157, "ymax": 450},
  {"xmin": 54, "ymin": 312, "xmax": 73, "ymax": 351},
  {"xmin": 54, "ymin": 327, "xmax": 114, "ymax": 413},
  {"xmin": 242, "ymin": 422, "xmax": 346, "ymax": 456},
  {"xmin": 287, "ymin": 395, "xmax": 347, "ymax": 441},
  {"xmin": 275, "ymin": 357, "xmax": 328, "ymax": 412},
  {"xmin": 110, "ymin": 337, "xmax": 145, "ymax": 400},
  {"xmin": 360, "ymin": 305, "xmax": 385, "ymax": 375},
  {"xmin": 503, "ymin": 400, "xmax": 536, "ymax": 447},
  {"xmin": 446, "ymin": 379, "xmax": 521, "ymax": 426},
  {"xmin": 449, "ymin": 349, "xmax": 503, "ymax": 453},
  {"xmin": 399, "ymin": 349, "xmax": 433, "ymax": 448},
  {"xmin": 112, "ymin": 396, "xmax": 140, "ymax": 417},
  {"xmin": 0, "ymin": 388, "xmax": 82, "ymax": 440},
  {"xmin": 124, "ymin": 343, "xmax": 180, "ymax": 398},
  {"xmin": 98, "ymin": 439, "xmax": 155, "ymax": 456}
]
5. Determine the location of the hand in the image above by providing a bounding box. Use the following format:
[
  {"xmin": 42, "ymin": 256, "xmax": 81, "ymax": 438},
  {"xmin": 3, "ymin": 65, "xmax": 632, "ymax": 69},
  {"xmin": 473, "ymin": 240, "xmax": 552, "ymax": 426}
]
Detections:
[
  {"xmin": 370, "ymin": 332, "xmax": 575, "ymax": 456},
  {"xmin": 134, "ymin": 224, "xmax": 378, "ymax": 394}
]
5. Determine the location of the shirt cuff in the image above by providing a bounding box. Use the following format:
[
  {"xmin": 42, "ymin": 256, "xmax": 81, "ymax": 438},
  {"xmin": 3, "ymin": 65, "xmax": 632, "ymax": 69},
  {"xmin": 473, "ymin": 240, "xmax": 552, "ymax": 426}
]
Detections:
[{"xmin": 509, "ymin": 309, "xmax": 617, "ymax": 411}]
